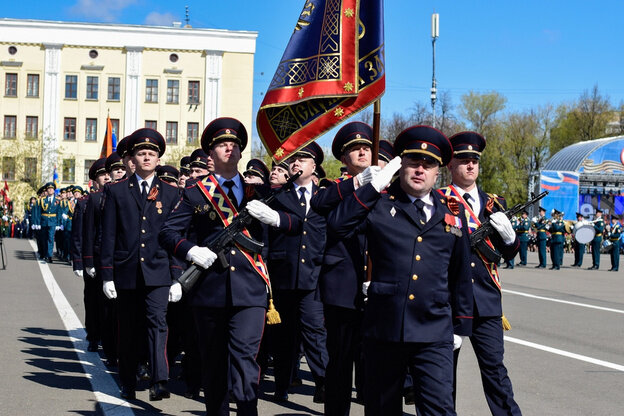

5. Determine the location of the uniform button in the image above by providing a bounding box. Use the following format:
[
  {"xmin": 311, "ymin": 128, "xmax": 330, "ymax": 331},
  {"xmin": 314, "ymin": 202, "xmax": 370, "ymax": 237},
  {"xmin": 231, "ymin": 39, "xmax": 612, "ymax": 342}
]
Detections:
[
  {"xmin": 471, "ymin": 262, "xmax": 475, "ymax": 267},
  {"xmin": 364, "ymin": 265, "xmax": 367, "ymax": 271},
  {"xmin": 140, "ymin": 257, "xmax": 144, "ymax": 262},
  {"xmin": 472, "ymin": 279, "xmax": 475, "ymax": 283},
  {"xmin": 142, "ymin": 216, "xmax": 146, "ymax": 220},
  {"xmin": 303, "ymin": 231, "xmax": 307, "ymax": 235},
  {"xmin": 302, "ymin": 245, "xmax": 306, "ymax": 249},
  {"xmin": 415, "ymin": 255, "xmax": 421, "ymax": 261},
  {"xmin": 301, "ymin": 259, "xmax": 306, "ymax": 263},
  {"xmin": 141, "ymin": 243, "xmax": 145, "ymax": 248},
  {"xmin": 230, "ymin": 266, "xmax": 236, "ymax": 271},
  {"xmin": 417, "ymin": 236, "xmax": 423, "ymax": 242},
  {"xmin": 231, "ymin": 250, "xmax": 236, "ymax": 255},
  {"xmin": 141, "ymin": 229, "xmax": 146, "ymax": 234},
  {"xmin": 412, "ymin": 274, "xmax": 418, "ymax": 280},
  {"xmin": 304, "ymin": 218, "xmax": 308, "ymax": 222},
  {"xmin": 408, "ymin": 294, "xmax": 415, "ymax": 300}
]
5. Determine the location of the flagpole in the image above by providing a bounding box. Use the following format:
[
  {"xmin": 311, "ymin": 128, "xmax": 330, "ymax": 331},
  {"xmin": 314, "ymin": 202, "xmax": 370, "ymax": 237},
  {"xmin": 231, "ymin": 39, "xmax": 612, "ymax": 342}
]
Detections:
[{"xmin": 372, "ymin": 100, "xmax": 381, "ymax": 166}]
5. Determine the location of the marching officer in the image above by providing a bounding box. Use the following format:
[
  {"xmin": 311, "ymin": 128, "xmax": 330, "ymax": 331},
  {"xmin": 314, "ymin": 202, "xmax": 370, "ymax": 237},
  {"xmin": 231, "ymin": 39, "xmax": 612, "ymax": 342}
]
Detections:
[
  {"xmin": 100, "ymin": 128, "xmax": 183, "ymax": 401},
  {"xmin": 243, "ymin": 159, "xmax": 270, "ymax": 186},
  {"xmin": 533, "ymin": 207, "xmax": 548, "ymax": 268},
  {"xmin": 549, "ymin": 209, "xmax": 565, "ymax": 270},
  {"xmin": 443, "ymin": 131, "xmax": 522, "ymax": 416},
  {"xmin": 156, "ymin": 165, "xmax": 180, "ymax": 186},
  {"xmin": 34, "ymin": 182, "xmax": 60, "ymax": 263},
  {"xmin": 516, "ymin": 211, "xmax": 530, "ymax": 266},
  {"xmin": 189, "ymin": 148, "xmax": 213, "ymax": 178},
  {"xmin": 247, "ymin": 142, "xmax": 329, "ymax": 404},
  {"xmin": 589, "ymin": 209, "xmax": 604, "ymax": 270},
  {"xmin": 269, "ymin": 160, "xmax": 290, "ymax": 186},
  {"xmin": 106, "ymin": 152, "xmax": 127, "ymax": 182},
  {"xmin": 159, "ymin": 117, "xmax": 269, "ymax": 416},
  {"xmin": 328, "ymin": 126, "xmax": 474, "ymax": 416},
  {"xmin": 115, "ymin": 135, "xmax": 136, "ymax": 176},
  {"xmin": 179, "ymin": 156, "xmax": 191, "ymax": 188},
  {"xmin": 608, "ymin": 215, "xmax": 621, "ymax": 271},
  {"xmin": 571, "ymin": 212, "xmax": 586, "ymax": 267},
  {"xmin": 504, "ymin": 216, "xmax": 518, "ymax": 269}
]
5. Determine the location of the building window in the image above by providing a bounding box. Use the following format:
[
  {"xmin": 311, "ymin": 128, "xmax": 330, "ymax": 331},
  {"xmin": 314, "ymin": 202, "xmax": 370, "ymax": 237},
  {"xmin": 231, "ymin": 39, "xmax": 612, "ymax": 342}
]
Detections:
[
  {"xmin": 64, "ymin": 118, "xmax": 76, "ymax": 141},
  {"xmin": 86, "ymin": 76, "xmax": 98, "ymax": 100},
  {"xmin": 188, "ymin": 80, "xmax": 200, "ymax": 104},
  {"xmin": 166, "ymin": 122, "xmax": 178, "ymax": 144},
  {"xmin": 108, "ymin": 77, "xmax": 120, "ymax": 101},
  {"xmin": 84, "ymin": 159, "xmax": 95, "ymax": 182},
  {"xmin": 187, "ymin": 122, "xmax": 199, "ymax": 145},
  {"xmin": 27, "ymin": 74, "xmax": 40, "ymax": 97},
  {"xmin": 4, "ymin": 116, "xmax": 16, "ymax": 138},
  {"xmin": 2, "ymin": 157, "xmax": 15, "ymax": 181},
  {"xmin": 5, "ymin": 73, "xmax": 17, "ymax": 97},
  {"xmin": 145, "ymin": 120, "xmax": 157, "ymax": 130},
  {"xmin": 85, "ymin": 118, "xmax": 97, "ymax": 141},
  {"xmin": 111, "ymin": 118, "xmax": 120, "ymax": 138},
  {"xmin": 25, "ymin": 116, "xmax": 38, "ymax": 139},
  {"xmin": 65, "ymin": 75, "xmax": 77, "ymax": 99},
  {"xmin": 24, "ymin": 157, "xmax": 38, "ymax": 183},
  {"xmin": 62, "ymin": 159, "xmax": 75, "ymax": 183},
  {"xmin": 167, "ymin": 80, "xmax": 179, "ymax": 104},
  {"xmin": 145, "ymin": 79, "xmax": 158, "ymax": 103}
]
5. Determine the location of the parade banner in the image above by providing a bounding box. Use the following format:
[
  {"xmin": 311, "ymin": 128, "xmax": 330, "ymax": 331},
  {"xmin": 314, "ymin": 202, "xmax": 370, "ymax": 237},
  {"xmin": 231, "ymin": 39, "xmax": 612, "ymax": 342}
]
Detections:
[
  {"xmin": 540, "ymin": 170, "xmax": 579, "ymax": 220},
  {"xmin": 99, "ymin": 116, "xmax": 117, "ymax": 158},
  {"xmin": 257, "ymin": 0, "xmax": 385, "ymax": 161}
]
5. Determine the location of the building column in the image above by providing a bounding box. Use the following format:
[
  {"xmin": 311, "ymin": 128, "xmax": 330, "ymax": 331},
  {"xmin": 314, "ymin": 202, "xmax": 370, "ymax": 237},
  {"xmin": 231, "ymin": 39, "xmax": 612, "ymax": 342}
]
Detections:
[
  {"xmin": 124, "ymin": 47, "xmax": 143, "ymax": 136},
  {"xmin": 204, "ymin": 51, "xmax": 223, "ymax": 125},
  {"xmin": 42, "ymin": 43, "xmax": 62, "ymax": 183}
]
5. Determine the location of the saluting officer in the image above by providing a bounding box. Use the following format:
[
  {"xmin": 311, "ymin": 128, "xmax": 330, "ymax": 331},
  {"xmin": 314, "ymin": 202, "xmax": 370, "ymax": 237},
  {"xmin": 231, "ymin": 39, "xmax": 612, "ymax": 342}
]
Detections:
[
  {"xmin": 328, "ymin": 126, "xmax": 474, "ymax": 416},
  {"xmin": 608, "ymin": 215, "xmax": 621, "ymax": 271},
  {"xmin": 159, "ymin": 117, "xmax": 269, "ymax": 416},
  {"xmin": 533, "ymin": 207, "xmax": 548, "ymax": 268},
  {"xmin": 100, "ymin": 128, "xmax": 183, "ymax": 401},
  {"xmin": 516, "ymin": 211, "xmax": 530, "ymax": 266},
  {"xmin": 549, "ymin": 209, "xmax": 565, "ymax": 270},
  {"xmin": 589, "ymin": 209, "xmax": 604, "ymax": 270},
  {"xmin": 246, "ymin": 142, "xmax": 329, "ymax": 404},
  {"xmin": 443, "ymin": 131, "xmax": 521, "ymax": 416}
]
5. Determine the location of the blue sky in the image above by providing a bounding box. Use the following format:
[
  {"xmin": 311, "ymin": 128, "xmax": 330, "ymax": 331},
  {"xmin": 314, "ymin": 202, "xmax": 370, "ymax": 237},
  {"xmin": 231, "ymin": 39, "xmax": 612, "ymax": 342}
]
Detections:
[{"xmin": 5, "ymin": 1, "xmax": 624, "ymax": 148}]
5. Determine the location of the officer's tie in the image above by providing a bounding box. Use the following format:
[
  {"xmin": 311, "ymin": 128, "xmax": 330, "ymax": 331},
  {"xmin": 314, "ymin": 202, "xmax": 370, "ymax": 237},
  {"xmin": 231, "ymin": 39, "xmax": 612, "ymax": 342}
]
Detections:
[
  {"xmin": 463, "ymin": 193, "xmax": 473, "ymax": 211},
  {"xmin": 414, "ymin": 199, "xmax": 426, "ymax": 226},
  {"xmin": 224, "ymin": 180, "xmax": 238, "ymax": 209},
  {"xmin": 298, "ymin": 188, "xmax": 307, "ymax": 214},
  {"xmin": 141, "ymin": 181, "xmax": 148, "ymax": 206}
]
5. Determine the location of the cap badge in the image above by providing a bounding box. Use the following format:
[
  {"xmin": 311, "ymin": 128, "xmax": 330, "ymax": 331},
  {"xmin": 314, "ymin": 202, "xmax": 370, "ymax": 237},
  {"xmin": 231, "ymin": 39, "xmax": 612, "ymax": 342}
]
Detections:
[
  {"xmin": 145, "ymin": 138, "xmax": 149, "ymax": 142},
  {"xmin": 225, "ymin": 129, "xmax": 231, "ymax": 134},
  {"xmin": 421, "ymin": 143, "xmax": 427, "ymax": 149},
  {"xmin": 468, "ymin": 145, "xmax": 473, "ymax": 150},
  {"xmin": 356, "ymin": 134, "xmax": 361, "ymax": 139}
]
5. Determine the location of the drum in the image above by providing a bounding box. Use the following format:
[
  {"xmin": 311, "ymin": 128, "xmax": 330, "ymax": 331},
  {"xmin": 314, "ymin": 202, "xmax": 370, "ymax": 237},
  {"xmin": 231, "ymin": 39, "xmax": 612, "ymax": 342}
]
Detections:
[{"xmin": 574, "ymin": 221, "xmax": 595, "ymax": 244}]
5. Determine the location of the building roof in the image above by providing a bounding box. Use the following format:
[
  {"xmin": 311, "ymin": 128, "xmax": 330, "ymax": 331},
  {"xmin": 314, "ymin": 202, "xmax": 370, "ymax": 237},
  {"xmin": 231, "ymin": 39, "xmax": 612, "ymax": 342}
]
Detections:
[{"xmin": 543, "ymin": 135, "xmax": 624, "ymax": 172}]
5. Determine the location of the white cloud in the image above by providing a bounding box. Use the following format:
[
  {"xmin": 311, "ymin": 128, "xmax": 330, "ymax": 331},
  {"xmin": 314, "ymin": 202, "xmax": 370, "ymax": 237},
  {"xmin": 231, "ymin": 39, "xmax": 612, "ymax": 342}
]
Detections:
[
  {"xmin": 144, "ymin": 11, "xmax": 179, "ymax": 27},
  {"xmin": 69, "ymin": 0, "xmax": 137, "ymax": 22}
]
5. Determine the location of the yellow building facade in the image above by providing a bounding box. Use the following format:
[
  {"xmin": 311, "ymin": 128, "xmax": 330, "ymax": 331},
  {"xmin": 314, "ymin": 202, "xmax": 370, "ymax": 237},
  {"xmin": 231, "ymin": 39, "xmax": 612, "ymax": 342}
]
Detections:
[{"xmin": 0, "ymin": 19, "xmax": 257, "ymax": 196}]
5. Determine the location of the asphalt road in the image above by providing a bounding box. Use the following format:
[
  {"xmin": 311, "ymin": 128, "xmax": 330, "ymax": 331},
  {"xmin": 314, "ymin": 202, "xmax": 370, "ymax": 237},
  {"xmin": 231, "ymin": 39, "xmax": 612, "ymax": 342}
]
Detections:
[{"xmin": 1, "ymin": 237, "xmax": 623, "ymax": 415}]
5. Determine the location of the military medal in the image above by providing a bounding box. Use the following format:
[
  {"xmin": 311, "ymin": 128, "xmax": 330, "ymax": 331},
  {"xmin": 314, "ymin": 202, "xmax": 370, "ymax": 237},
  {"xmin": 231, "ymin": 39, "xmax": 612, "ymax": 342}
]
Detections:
[
  {"xmin": 444, "ymin": 213, "xmax": 463, "ymax": 237},
  {"xmin": 156, "ymin": 201, "xmax": 162, "ymax": 214},
  {"xmin": 390, "ymin": 207, "xmax": 396, "ymax": 217}
]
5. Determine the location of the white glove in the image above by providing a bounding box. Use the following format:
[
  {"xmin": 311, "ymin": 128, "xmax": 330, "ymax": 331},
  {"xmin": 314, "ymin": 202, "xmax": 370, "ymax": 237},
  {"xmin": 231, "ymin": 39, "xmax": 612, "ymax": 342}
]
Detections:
[
  {"xmin": 86, "ymin": 267, "xmax": 96, "ymax": 278},
  {"xmin": 103, "ymin": 281, "xmax": 117, "ymax": 299},
  {"xmin": 355, "ymin": 166, "xmax": 381, "ymax": 188},
  {"xmin": 246, "ymin": 200, "xmax": 280, "ymax": 227},
  {"xmin": 55, "ymin": 226, "xmax": 61, "ymax": 231},
  {"xmin": 186, "ymin": 246, "xmax": 218, "ymax": 269},
  {"xmin": 362, "ymin": 281, "xmax": 370, "ymax": 296},
  {"xmin": 168, "ymin": 282, "xmax": 182, "ymax": 302},
  {"xmin": 59, "ymin": 225, "xmax": 64, "ymax": 231},
  {"xmin": 74, "ymin": 270, "xmax": 83, "ymax": 278},
  {"xmin": 370, "ymin": 156, "xmax": 402, "ymax": 192},
  {"xmin": 453, "ymin": 334, "xmax": 464, "ymax": 351},
  {"xmin": 62, "ymin": 213, "xmax": 68, "ymax": 220},
  {"xmin": 490, "ymin": 212, "xmax": 516, "ymax": 245},
  {"xmin": 31, "ymin": 224, "xmax": 37, "ymax": 230}
]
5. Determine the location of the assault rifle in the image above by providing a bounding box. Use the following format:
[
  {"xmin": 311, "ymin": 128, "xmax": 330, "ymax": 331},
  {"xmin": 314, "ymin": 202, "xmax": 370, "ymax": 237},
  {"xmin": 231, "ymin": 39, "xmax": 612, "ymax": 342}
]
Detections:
[
  {"xmin": 177, "ymin": 171, "xmax": 302, "ymax": 292},
  {"xmin": 470, "ymin": 191, "xmax": 548, "ymax": 264}
]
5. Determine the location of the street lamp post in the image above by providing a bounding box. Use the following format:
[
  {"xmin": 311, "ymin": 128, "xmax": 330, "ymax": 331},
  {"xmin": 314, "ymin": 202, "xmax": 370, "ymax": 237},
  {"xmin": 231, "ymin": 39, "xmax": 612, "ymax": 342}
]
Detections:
[{"xmin": 431, "ymin": 13, "xmax": 439, "ymax": 128}]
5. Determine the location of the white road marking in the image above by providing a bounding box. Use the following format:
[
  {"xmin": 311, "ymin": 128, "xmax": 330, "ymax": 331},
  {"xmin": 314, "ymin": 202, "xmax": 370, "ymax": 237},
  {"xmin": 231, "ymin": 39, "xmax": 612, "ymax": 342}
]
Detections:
[
  {"xmin": 29, "ymin": 240, "xmax": 135, "ymax": 415},
  {"xmin": 505, "ymin": 335, "xmax": 624, "ymax": 372},
  {"xmin": 502, "ymin": 289, "xmax": 624, "ymax": 314}
]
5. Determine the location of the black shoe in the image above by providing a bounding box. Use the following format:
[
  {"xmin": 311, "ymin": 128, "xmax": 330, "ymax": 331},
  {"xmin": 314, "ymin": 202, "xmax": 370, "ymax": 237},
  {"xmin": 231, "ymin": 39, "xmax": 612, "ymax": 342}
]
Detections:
[
  {"xmin": 87, "ymin": 342, "xmax": 99, "ymax": 352},
  {"xmin": 549, "ymin": 266, "xmax": 556, "ymax": 270},
  {"xmin": 120, "ymin": 386, "xmax": 136, "ymax": 400},
  {"xmin": 313, "ymin": 385, "xmax": 325, "ymax": 404},
  {"xmin": 183, "ymin": 388, "xmax": 200, "ymax": 399},
  {"xmin": 137, "ymin": 363, "xmax": 150, "ymax": 381},
  {"xmin": 555, "ymin": 266, "xmax": 560, "ymax": 270},
  {"xmin": 273, "ymin": 391, "xmax": 288, "ymax": 403},
  {"xmin": 289, "ymin": 377, "xmax": 303, "ymax": 388},
  {"xmin": 403, "ymin": 387, "xmax": 415, "ymax": 405},
  {"xmin": 534, "ymin": 265, "xmax": 542, "ymax": 268},
  {"xmin": 149, "ymin": 381, "xmax": 170, "ymax": 401},
  {"xmin": 46, "ymin": 257, "xmax": 53, "ymax": 263}
]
